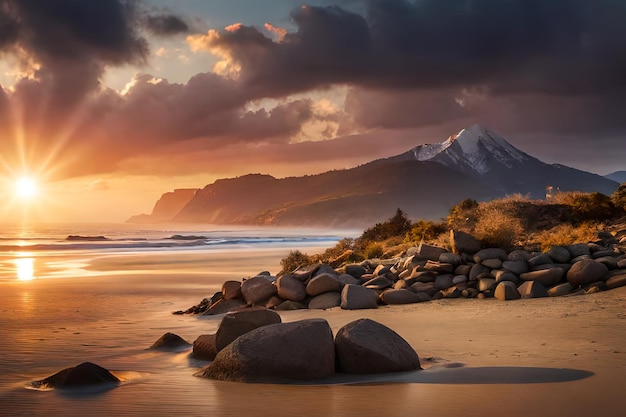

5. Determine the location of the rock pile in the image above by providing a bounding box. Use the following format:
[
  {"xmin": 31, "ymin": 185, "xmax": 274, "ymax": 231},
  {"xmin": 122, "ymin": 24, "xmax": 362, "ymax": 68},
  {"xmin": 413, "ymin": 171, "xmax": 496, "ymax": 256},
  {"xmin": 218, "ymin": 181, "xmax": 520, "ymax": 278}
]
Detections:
[
  {"xmin": 176, "ymin": 230, "xmax": 626, "ymax": 314},
  {"xmin": 194, "ymin": 316, "xmax": 420, "ymax": 382}
]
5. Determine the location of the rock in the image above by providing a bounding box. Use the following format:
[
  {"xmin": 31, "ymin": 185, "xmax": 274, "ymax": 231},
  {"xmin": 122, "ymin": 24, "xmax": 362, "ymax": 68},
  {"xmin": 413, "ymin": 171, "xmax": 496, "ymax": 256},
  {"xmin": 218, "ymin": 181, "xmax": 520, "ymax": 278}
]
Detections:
[
  {"xmin": 345, "ymin": 264, "xmax": 367, "ymax": 279},
  {"xmin": 528, "ymin": 253, "xmax": 554, "ymax": 267},
  {"xmin": 308, "ymin": 292, "xmax": 341, "ymax": 309},
  {"xmin": 548, "ymin": 246, "xmax": 571, "ymax": 263},
  {"xmin": 450, "ymin": 230, "xmax": 481, "ymax": 254},
  {"xmin": 202, "ymin": 299, "xmax": 247, "ymax": 315},
  {"xmin": 494, "ymin": 281, "xmax": 521, "ymax": 301},
  {"xmin": 548, "ymin": 282, "xmax": 574, "ymax": 297},
  {"xmin": 478, "ymin": 278, "xmax": 497, "ymax": 292},
  {"xmin": 572, "ymin": 254, "xmax": 592, "ymax": 263},
  {"xmin": 380, "ymin": 289, "xmax": 421, "ymax": 304},
  {"xmin": 566, "ymin": 260, "xmax": 609, "ymax": 288},
  {"xmin": 409, "ymin": 282, "xmax": 438, "ymax": 296},
  {"xmin": 306, "ymin": 273, "xmax": 341, "ymax": 296},
  {"xmin": 150, "ymin": 332, "xmax": 191, "ymax": 350},
  {"xmin": 462, "ymin": 288, "xmax": 479, "ymax": 298},
  {"xmin": 617, "ymin": 258, "xmax": 626, "ymax": 269},
  {"xmin": 200, "ymin": 319, "xmax": 335, "ymax": 382},
  {"xmin": 337, "ymin": 273, "xmax": 360, "ymax": 286},
  {"xmin": 423, "ymin": 261, "xmax": 455, "ymax": 274},
  {"xmin": 594, "ymin": 256, "xmax": 618, "ymax": 270},
  {"xmin": 508, "ymin": 250, "xmax": 531, "ymax": 262},
  {"xmin": 520, "ymin": 268, "xmax": 564, "ymax": 287},
  {"xmin": 292, "ymin": 264, "xmax": 319, "ymax": 281},
  {"xmin": 439, "ymin": 253, "xmax": 462, "ymax": 265},
  {"xmin": 481, "ymin": 258, "xmax": 503, "ymax": 269},
  {"xmin": 494, "ymin": 270, "xmax": 520, "ymax": 285},
  {"xmin": 215, "ymin": 307, "xmax": 282, "ymax": 352},
  {"xmin": 341, "ymin": 284, "xmax": 379, "ymax": 310},
  {"xmin": 441, "ymin": 286, "xmax": 462, "ymax": 298},
  {"xmin": 434, "ymin": 274, "xmax": 454, "ymax": 290},
  {"xmin": 474, "ymin": 248, "xmax": 508, "ymax": 263},
  {"xmin": 241, "ymin": 276, "xmax": 277, "ymax": 305},
  {"xmin": 362, "ymin": 276, "xmax": 393, "ymax": 290},
  {"xmin": 275, "ymin": 300, "xmax": 309, "ymax": 310},
  {"xmin": 567, "ymin": 243, "xmax": 590, "ymax": 258},
  {"xmin": 452, "ymin": 275, "xmax": 468, "ymax": 285},
  {"xmin": 222, "ymin": 281, "xmax": 243, "ymax": 300},
  {"xmin": 455, "ymin": 264, "xmax": 472, "ymax": 276},
  {"xmin": 606, "ymin": 274, "xmax": 626, "ymax": 290},
  {"xmin": 411, "ymin": 270, "xmax": 437, "ymax": 283},
  {"xmin": 265, "ymin": 296, "xmax": 283, "ymax": 310},
  {"xmin": 313, "ymin": 264, "xmax": 338, "ymax": 277},
  {"xmin": 276, "ymin": 274, "xmax": 306, "ymax": 301},
  {"xmin": 469, "ymin": 263, "xmax": 490, "ymax": 282},
  {"xmin": 416, "ymin": 292, "xmax": 433, "ymax": 302},
  {"xmin": 502, "ymin": 260, "xmax": 528, "ymax": 275},
  {"xmin": 193, "ymin": 334, "xmax": 217, "ymax": 360},
  {"xmin": 416, "ymin": 243, "xmax": 448, "ymax": 261},
  {"xmin": 31, "ymin": 362, "xmax": 119, "ymax": 389},
  {"xmin": 517, "ymin": 281, "xmax": 549, "ymax": 299},
  {"xmin": 592, "ymin": 249, "xmax": 618, "ymax": 259},
  {"xmin": 335, "ymin": 318, "xmax": 421, "ymax": 374}
]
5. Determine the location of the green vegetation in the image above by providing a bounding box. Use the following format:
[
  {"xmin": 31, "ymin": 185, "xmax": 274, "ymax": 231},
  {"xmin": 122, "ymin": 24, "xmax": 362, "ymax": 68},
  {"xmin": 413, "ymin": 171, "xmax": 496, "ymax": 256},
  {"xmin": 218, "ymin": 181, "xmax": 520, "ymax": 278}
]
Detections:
[{"xmin": 279, "ymin": 190, "xmax": 626, "ymax": 272}]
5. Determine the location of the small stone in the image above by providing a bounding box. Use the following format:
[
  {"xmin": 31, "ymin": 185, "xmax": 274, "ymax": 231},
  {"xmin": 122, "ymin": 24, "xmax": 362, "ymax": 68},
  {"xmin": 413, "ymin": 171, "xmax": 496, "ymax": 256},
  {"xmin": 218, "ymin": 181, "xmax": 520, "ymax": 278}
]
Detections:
[
  {"xmin": 494, "ymin": 281, "xmax": 520, "ymax": 301},
  {"xmin": 150, "ymin": 332, "xmax": 191, "ymax": 350},
  {"xmin": 548, "ymin": 246, "xmax": 571, "ymax": 263},
  {"xmin": 474, "ymin": 248, "xmax": 508, "ymax": 263},
  {"xmin": 520, "ymin": 268, "xmax": 564, "ymax": 287},
  {"xmin": 308, "ymin": 292, "xmax": 341, "ymax": 309},
  {"xmin": 517, "ymin": 281, "xmax": 548, "ymax": 299},
  {"xmin": 340, "ymin": 284, "xmax": 379, "ymax": 310},
  {"xmin": 241, "ymin": 276, "xmax": 277, "ymax": 305},
  {"xmin": 548, "ymin": 282, "xmax": 574, "ymax": 297}
]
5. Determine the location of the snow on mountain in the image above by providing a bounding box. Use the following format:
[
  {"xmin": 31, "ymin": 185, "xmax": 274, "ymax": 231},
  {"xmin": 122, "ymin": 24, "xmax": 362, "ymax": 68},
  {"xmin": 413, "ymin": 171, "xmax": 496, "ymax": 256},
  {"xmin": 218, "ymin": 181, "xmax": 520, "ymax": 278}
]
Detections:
[{"xmin": 407, "ymin": 124, "xmax": 535, "ymax": 175}]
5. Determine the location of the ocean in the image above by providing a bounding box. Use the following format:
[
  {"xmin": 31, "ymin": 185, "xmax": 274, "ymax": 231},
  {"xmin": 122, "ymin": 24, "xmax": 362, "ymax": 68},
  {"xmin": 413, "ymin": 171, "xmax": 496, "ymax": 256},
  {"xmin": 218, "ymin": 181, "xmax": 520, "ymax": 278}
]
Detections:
[{"xmin": 0, "ymin": 223, "xmax": 354, "ymax": 416}]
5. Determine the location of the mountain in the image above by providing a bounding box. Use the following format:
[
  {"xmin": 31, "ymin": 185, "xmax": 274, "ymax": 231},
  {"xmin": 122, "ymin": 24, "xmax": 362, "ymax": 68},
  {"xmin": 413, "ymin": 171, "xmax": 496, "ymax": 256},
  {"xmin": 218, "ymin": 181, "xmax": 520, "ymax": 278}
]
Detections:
[
  {"xmin": 128, "ymin": 125, "xmax": 619, "ymax": 227},
  {"xmin": 127, "ymin": 188, "xmax": 198, "ymax": 223},
  {"xmin": 387, "ymin": 124, "xmax": 618, "ymax": 198},
  {"xmin": 606, "ymin": 171, "xmax": 626, "ymax": 184}
]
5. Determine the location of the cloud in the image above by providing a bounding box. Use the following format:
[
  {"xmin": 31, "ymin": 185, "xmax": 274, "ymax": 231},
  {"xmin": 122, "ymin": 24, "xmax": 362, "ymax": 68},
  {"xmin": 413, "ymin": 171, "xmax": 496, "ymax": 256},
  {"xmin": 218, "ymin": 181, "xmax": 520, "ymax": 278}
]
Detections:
[
  {"xmin": 145, "ymin": 14, "xmax": 189, "ymax": 36},
  {"xmin": 0, "ymin": 0, "xmax": 625, "ymax": 180}
]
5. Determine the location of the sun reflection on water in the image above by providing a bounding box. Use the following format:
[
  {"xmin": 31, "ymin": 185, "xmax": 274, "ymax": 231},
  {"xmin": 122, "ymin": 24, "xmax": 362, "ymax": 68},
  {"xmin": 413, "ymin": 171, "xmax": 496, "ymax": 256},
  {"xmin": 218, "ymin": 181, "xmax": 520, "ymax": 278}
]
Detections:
[{"xmin": 15, "ymin": 256, "xmax": 35, "ymax": 281}]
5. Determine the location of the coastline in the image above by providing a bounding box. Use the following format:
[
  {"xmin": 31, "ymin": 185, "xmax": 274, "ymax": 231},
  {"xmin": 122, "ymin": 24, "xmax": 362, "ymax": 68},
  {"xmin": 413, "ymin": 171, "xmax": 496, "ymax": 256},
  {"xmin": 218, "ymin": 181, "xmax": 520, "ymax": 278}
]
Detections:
[{"xmin": 1, "ymin": 248, "xmax": 625, "ymax": 416}]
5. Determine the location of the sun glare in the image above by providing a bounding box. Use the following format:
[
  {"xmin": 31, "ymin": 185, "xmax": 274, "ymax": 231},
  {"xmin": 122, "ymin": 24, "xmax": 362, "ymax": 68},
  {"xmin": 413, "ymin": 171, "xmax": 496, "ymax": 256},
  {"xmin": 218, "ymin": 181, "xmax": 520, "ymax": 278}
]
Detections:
[
  {"xmin": 15, "ymin": 177, "xmax": 38, "ymax": 199},
  {"xmin": 15, "ymin": 257, "xmax": 35, "ymax": 281}
]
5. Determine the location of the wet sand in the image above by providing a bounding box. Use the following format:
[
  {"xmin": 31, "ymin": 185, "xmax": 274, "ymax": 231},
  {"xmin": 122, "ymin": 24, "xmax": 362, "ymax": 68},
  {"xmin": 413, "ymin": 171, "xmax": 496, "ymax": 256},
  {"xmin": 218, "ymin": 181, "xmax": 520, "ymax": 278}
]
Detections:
[{"xmin": 1, "ymin": 250, "xmax": 625, "ymax": 416}]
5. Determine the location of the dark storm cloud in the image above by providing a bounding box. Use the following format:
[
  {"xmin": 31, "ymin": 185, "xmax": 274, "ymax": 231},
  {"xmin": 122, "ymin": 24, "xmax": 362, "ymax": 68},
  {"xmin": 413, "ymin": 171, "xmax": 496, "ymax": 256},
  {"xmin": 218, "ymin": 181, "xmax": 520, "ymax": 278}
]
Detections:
[
  {"xmin": 203, "ymin": 0, "xmax": 626, "ymax": 95},
  {"xmin": 145, "ymin": 14, "xmax": 189, "ymax": 36}
]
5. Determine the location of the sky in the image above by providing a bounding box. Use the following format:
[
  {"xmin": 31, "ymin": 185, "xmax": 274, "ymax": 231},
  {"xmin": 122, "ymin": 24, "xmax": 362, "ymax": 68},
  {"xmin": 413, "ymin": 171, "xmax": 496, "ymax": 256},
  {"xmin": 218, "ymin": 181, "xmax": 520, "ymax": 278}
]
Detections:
[{"xmin": 0, "ymin": 0, "xmax": 624, "ymax": 223}]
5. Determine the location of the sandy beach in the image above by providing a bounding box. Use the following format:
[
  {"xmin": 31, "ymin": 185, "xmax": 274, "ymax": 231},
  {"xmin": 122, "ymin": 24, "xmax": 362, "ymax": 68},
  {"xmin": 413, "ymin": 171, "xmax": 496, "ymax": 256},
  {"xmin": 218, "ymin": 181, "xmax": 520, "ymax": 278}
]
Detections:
[{"xmin": 1, "ymin": 248, "xmax": 625, "ymax": 417}]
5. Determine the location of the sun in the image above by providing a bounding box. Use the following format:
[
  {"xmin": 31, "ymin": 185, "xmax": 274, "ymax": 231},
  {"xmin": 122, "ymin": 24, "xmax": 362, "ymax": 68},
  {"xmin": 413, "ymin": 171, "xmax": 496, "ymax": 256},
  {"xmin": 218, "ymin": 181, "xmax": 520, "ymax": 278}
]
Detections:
[{"xmin": 15, "ymin": 177, "xmax": 38, "ymax": 199}]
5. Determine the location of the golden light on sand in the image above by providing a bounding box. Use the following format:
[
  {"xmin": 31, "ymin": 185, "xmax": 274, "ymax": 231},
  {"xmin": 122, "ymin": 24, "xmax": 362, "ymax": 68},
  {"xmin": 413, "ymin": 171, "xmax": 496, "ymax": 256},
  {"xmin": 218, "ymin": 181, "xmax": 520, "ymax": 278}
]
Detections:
[
  {"xmin": 15, "ymin": 177, "xmax": 38, "ymax": 200},
  {"xmin": 15, "ymin": 257, "xmax": 35, "ymax": 281}
]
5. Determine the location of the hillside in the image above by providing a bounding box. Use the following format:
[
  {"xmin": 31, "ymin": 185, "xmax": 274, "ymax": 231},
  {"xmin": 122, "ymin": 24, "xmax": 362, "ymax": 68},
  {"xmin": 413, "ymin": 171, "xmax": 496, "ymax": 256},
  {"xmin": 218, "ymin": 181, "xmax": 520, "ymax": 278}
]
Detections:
[{"xmin": 128, "ymin": 125, "xmax": 620, "ymax": 227}]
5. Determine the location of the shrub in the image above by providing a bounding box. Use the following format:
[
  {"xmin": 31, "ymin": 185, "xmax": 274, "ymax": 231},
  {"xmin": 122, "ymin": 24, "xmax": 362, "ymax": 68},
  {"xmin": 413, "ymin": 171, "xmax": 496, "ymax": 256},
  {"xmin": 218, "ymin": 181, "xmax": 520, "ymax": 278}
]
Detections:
[
  {"xmin": 279, "ymin": 250, "xmax": 311, "ymax": 275},
  {"xmin": 358, "ymin": 208, "xmax": 412, "ymax": 245},
  {"xmin": 611, "ymin": 183, "xmax": 626, "ymax": 212},
  {"xmin": 531, "ymin": 223, "xmax": 602, "ymax": 252},
  {"xmin": 313, "ymin": 238, "xmax": 355, "ymax": 264},
  {"xmin": 404, "ymin": 219, "xmax": 447, "ymax": 244},
  {"xmin": 473, "ymin": 206, "xmax": 524, "ymax": 250},
  {"xmin": 447, "ymin": 198, "xmax": 479, "ymax": 231},
  {"xmin": 553, "ymin": 191, "xmax": 617, "ymax": 221},
  {"xmin": 364, "ymin": 242, "xmax": 384, "ymax": 259}
]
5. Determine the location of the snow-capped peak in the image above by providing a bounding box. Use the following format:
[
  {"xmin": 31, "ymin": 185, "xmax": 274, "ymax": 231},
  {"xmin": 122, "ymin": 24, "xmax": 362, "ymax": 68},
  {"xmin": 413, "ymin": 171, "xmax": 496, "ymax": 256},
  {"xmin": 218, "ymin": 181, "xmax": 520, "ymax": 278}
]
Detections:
[{"xmin": 408, "ymin": 124, "xmax": 533, "ymax": 175}]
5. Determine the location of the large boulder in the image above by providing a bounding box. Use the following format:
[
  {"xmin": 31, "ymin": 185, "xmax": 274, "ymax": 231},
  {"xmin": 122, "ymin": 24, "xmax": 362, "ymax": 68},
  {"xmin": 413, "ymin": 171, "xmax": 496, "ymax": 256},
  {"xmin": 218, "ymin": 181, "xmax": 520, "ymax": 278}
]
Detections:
[
  {"xmin": 215, "ymin": 307, "xmax": 281, "ymax": 352},
  {"xmin": 149, "ymin": 332, "xmax": 191, "ymax": 351},
  {"xmin": 276, "ymin": 274, "xmax": 306, "ymax": 301},
  {"xmin": 200, "ymin": 319, "xmax": 335, "ymax": 382},
  {"xmin": 31, "ymin": 362, "xmax": 119, "ymax": 389},
  {"xmin": 335, "ymin": 319, "xmax": 421, "ymax": 374},
  {"xmin": 240, "ymin": 276, "xmax": 277, "ymax": 305},
  {"xmin": 340, "ymin": 284, "xmax": 379, "ymax": 310},
  {"xmin": 567, "ymin": 260, "xmax": 609, "ymax": 288},
  {"xmin": 192, "ymin": 334, "xmax": 217, "ymax": 360}
]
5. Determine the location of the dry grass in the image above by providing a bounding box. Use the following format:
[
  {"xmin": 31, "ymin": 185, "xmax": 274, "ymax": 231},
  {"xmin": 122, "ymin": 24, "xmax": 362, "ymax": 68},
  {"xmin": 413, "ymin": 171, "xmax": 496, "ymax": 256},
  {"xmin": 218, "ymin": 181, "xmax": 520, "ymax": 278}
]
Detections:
[
  {"xmin": 473, "ymin": 205, "xmax": 525, "ymax": 250},
  {"xmin": 529, "ymin": 223, "xmax": 604, "ymax": 252}
]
